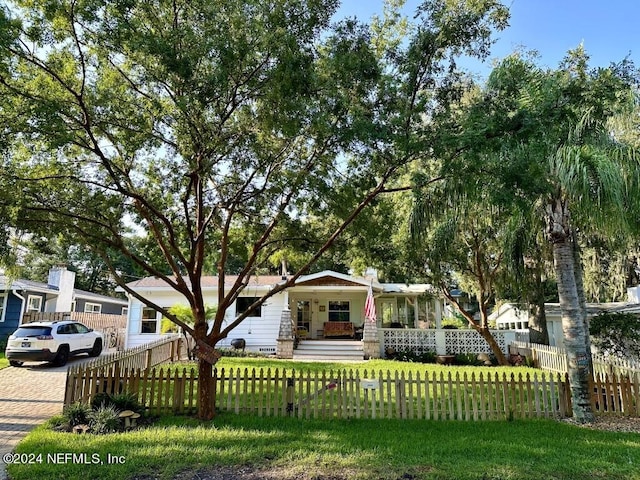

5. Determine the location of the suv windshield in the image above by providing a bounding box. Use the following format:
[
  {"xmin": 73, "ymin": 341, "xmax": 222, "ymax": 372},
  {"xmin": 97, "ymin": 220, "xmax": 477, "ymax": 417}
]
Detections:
[{"xmin": 13, "ymin": 326, "xmax": 52, "ymax": 338}]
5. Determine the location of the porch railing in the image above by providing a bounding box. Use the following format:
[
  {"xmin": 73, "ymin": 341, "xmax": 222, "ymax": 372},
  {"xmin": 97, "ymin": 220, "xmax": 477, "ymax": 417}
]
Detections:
[{"xmin": 381, "ymin": 328, "xmax": 529, "ymax": 356}]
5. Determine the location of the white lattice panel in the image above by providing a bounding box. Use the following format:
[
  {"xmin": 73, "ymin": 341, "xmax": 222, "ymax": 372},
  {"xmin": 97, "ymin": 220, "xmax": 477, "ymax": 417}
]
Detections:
[
  {"xmin": 444, "ymin": 330, "xmax": 507, "ymax": 354},
  {"xmin": 382, "ymin": 328, "xmax": 512, "ymax": 355},
  {"xmin": 382, "ymin": 329, "xmax": 437, "ymax": 354}
]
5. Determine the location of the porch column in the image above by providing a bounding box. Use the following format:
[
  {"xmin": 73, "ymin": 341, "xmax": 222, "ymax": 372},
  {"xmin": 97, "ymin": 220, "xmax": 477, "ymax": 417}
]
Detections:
[
  {"xmin": 276, "ymin": 309, "xmax": 295, "ymax": 359},
  {"xmin": 435, "ymin": 299, "xmax": 443, "ymax": 329},
  {"xmin": 362, "ymin": 309, "xmax": 380, "ymax": 360}
]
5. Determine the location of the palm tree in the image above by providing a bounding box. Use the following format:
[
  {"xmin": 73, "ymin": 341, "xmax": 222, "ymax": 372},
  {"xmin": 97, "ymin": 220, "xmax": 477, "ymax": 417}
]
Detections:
[
  {"xmin": 479, "ymin": 48, "xmax": 639, "ymax": 422},
  {"xmin": 418, "ymin": 48, "xmax": 639, "ymax": 421}
]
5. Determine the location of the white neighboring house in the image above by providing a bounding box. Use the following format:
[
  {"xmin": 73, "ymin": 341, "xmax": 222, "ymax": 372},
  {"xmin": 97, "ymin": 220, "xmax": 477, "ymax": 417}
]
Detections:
[
  {"xmin": 122, "ymin": 270, "xmax": 439, "ymax": 352},
  {"xmin": 490, "ymin": 286, "xmax": 640, "ymax": 348}
]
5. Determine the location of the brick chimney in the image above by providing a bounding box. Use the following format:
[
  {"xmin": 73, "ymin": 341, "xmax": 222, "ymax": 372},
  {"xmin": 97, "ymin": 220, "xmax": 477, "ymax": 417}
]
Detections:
[{"xmin": 47, "ymin": 266, "xmax": 76, "ymax": 312}]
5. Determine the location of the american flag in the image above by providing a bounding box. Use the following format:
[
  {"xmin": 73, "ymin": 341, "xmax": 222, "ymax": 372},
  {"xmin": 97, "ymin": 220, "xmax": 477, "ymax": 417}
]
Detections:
[{"xmin": 364, "ymin": 283, "xmax": 376, "ymax": 323}]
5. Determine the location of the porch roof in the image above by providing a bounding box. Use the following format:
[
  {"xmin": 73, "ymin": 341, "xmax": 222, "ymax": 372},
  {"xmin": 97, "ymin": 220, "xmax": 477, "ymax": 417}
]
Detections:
[{"xmin": 124, "ymin": 270, "xmax": 432, "ymax": 296}]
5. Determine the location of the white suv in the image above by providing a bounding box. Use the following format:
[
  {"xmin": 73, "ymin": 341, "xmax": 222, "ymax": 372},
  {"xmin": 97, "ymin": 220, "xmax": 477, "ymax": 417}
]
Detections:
[{"xmin": 5, "ymin": 321, "xmax": 104, "ymax": 367}]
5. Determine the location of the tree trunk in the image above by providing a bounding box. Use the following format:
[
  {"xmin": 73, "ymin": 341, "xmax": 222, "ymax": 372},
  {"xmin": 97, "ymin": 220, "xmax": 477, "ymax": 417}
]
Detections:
[
  {"xmin": 197, "ymin": 359, "xmax": 215, "ymax": 420},
  {"xmin": 552, "ymin": 239, "xmax": 594, "ymax": 422},
  {"xmin": 193, "ymin": 318, "xmax": 217, "ymax": 420},
  {"xmin": 443, "ymin": 288, "xmax": 509, "ymax": 365},
  {"xmin": 473, "ymin": 324, "xmax": 509, "ymax": 365},
  {"xmin": 572, "ymin": 235, "xmax": 593, "ymax": 369},
  {"xmin": 527, "ymin": 269, "xmax": 549, "ymax": 345}
]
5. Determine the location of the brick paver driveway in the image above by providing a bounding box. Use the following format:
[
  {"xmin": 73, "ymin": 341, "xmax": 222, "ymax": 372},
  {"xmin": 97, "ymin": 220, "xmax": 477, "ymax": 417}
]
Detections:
[{"xmin": 0, "ymin": 356, "xmax": 93, "ymax": 480}]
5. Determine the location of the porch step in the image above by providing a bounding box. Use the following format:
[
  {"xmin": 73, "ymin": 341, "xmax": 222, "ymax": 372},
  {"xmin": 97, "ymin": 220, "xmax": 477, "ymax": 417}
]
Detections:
[{"xmin": 293, "ymin": 340, "xmax": 364, "ymax": 361}]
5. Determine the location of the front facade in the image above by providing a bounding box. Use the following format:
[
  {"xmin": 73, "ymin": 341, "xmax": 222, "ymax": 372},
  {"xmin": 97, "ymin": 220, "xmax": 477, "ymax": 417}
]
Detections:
[
  {"xmin": 0, "ymin": 267, "xmax": 128, "ymax": 344},
  {"xmin": 123, "ymin": 271, "xmax": 438, "ymax": 352}
]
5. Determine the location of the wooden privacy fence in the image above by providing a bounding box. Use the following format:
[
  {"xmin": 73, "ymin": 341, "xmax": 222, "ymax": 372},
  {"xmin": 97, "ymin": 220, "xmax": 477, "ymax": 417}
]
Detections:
[
  {"xmin": 22, "ymin": 311, "xmax": 126, "ymax": 330},
  {"xmin": 65, "ymin": 366, "xmax": 574, "ymax": 421},
  {"xmin": 23, "ymin": 312, "xmax": 127, "ymax": 350}
]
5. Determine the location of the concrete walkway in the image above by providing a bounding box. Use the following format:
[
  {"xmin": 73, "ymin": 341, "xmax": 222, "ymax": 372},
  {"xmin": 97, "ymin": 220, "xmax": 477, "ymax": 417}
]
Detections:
[{"xmin": 0, "ymin": 358, "xmax": 81, "ymax": 480}]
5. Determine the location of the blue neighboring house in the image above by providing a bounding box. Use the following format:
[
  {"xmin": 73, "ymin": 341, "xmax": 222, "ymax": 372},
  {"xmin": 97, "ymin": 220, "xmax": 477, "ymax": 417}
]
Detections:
[{"xmin": 0, "ymin": 266, "xmax": 127, "ymax": 345}]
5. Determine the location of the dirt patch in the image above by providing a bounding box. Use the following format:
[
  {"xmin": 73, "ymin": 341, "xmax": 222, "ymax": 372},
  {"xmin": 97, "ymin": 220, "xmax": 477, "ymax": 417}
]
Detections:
[
  {"xmin": 168, "ymin": 465, "xmax": 429, "ymax": 480},
  {"xmin": 561, "ymin": 416, "xmax": 640, "ymax": 433},
  {"xmin": 170, "ymin": 465, "xmax": 352, "ymax": 480}
]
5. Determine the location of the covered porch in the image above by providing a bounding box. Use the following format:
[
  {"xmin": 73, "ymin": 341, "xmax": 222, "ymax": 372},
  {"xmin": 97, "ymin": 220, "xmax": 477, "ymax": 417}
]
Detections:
[{"xmin": 285, "ymin": 272, "xmax": 437, "ymax": 341}]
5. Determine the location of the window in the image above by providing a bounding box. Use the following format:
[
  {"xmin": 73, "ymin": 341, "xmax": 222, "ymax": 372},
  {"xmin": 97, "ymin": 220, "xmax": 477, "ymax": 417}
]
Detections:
[
  {"xmin": 27, "ymin": 295, "xmax": 42, "ymax": 312},
  {"xmin": 84, "ymin": 302, "xmax": 102, "ymax": 314},
  {"xmin": 14, "ymin": 326, "xmax": 52, "ymax": 337},
  {"xmin": 296, "ymin": 300, "xmax": 311, "ymax": 332},
  {"xmin": 236, "ymin": 297, "xmax": 262, "ymax": 318},
  {"xmin": 121, "ymin": 307, "xmax": 129, "ymax": 316},
  {"xmin": 328, "ymin": 301, "xmax": 350, "ymax": 322},
  {"xmin": 57, "ymin": 323, "xmax": 76, "ymax": 335},
  {"xmin": 0, "ymin": 292, "xmax": 6, "ymax": 322},
  {"xmin": 70, "ymin": 301, "xmax": 76, "ymax": 312},
  {"xmin": 74, "ymin": 323, "xmax": 90, "ymax": 334},
  {"xmin": 141, "ymin": 307, "xmax": 158, "ymax": 334}
]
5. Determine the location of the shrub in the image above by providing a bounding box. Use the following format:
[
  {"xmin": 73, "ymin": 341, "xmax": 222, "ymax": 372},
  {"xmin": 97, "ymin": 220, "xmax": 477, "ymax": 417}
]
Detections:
[
  {"xmin": 91, "ymin": 392, "xmax": 111, "ymax": 410},
  {"xmin": 590, "ymin": 312, "xmax": 640, "ymax": 360},
  {"xmin": 454, "ymin": 353, "xmax": 484, "ymax": 366},
  {"xmin": 109, "ymin": 392, "xmax": 143, "ymax": 414},
  {"xmin": 386, "ymin": 349, "xmax": 437, "ymax": 364},
  {"xmin": 63, "ymin": 402, "xmax": 92, "ymax": 426},
  {"xmin": 88, "ymin": 404, "xmax": 122, "ymax": 435},
  {"xmin": 218, "ymin": 348, "xmax": 267, "ymax": 358}
]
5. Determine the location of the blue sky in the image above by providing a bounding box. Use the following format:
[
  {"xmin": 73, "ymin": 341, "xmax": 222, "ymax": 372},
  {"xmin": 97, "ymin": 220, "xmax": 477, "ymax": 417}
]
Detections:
[{"xmin": 335, "ymin": 0, "xmax": 639, "ymax": 79}]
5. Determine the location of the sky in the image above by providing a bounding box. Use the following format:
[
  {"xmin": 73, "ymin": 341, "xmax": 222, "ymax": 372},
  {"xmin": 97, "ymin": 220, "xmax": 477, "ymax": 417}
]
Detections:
[{"xmin": 334, "ymin": 0, "xmax": 640, "ymax": 80}]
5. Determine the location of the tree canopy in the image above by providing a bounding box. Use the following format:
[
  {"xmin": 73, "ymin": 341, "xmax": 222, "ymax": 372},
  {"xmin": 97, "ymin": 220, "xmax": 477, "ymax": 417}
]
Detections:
[{"xmin": 0, "ymin": 0, "xmax": 509, "ymax": 419}]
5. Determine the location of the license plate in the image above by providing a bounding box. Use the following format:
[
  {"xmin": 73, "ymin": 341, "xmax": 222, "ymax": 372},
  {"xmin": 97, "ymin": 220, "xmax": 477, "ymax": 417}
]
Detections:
[{"xmin": 21, "ymin": 342, "xmax": 30, "ymax": 348}]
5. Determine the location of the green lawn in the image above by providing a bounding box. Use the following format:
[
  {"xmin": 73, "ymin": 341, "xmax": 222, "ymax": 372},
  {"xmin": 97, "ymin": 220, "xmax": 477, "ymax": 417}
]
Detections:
[
  {"xmin": 8, "ymin": 414, "xmax": 640, "ymax": 480},
  {"xmin": 207, "ymin": 356, "xmax": 542, "ymax": 378},
  {"xmin": 0, "ymin": 352, "xmax": 8, "ymax": 370},
  {"xmin": 9, "ymin": 357, "xmax": 638, "ymax": 480}
]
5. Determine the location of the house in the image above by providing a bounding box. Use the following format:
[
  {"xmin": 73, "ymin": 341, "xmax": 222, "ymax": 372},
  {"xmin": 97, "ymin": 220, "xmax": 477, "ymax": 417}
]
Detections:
[
  {"xmin": 490, "ymin": 287, "xmax": 640, "ymax": 348},
  {"xmin": 122, "ymin": 270, "xmax": 440, "ymax": 353},
  {"xmin": 0, "ymin": 266, "xmax": 128, "ymax": 344}
]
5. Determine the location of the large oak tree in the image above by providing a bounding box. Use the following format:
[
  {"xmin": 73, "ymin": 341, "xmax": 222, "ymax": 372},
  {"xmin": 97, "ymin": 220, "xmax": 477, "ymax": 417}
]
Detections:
[{"xmin": 0, "ymin": 0, "xmax": 508, "ymax": 419}]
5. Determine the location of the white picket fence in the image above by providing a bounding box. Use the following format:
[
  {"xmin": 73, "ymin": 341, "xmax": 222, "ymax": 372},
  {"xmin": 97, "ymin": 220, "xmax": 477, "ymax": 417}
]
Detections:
[{"xmin": 510, "ymin": 341, "xmax": 640, "ymax": 377}]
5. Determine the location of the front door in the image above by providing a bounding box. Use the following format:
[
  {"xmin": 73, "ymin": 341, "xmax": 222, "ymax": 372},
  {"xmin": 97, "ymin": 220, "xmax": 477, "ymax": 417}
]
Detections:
[{"xmin": 296, "ymin": 300, "xmax": 312, "ymax": 339}]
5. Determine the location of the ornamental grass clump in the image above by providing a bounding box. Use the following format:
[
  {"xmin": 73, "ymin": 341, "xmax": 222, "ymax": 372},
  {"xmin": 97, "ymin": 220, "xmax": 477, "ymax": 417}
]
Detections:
[{"xmin": 87, "ymin": 404, "xmax": 122, "ymax": 435}]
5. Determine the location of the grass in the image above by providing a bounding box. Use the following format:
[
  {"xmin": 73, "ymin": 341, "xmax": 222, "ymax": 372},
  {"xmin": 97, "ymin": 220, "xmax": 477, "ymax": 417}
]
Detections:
[
  {"xmin": 0, "ymin": 352, "xmax": 8, "ymax": 370},
  {"xmin": 198, "ymin": 356, "xmax": 542, "ymax": 378},
  {"xmin": 8, "ymin": 414, "xmax": 640, "ymax": 480}
]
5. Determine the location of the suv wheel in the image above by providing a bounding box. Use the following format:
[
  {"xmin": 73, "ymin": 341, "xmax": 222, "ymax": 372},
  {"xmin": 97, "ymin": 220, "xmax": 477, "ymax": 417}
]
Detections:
[
  {"xmin": 89, "ymin": 338, "xmax": 102, "ymax": 357},
  {"xmin": 9, "ymin": 360, "xmax": 23, "ymax": 367},
  {"xmin": 53, "ymin": 346, "xmax": 69, "ymax": 367}
]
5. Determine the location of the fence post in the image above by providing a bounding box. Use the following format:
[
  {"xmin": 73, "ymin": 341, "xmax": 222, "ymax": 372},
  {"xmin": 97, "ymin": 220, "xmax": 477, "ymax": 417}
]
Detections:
[
  {"xmin": 286, "ymin": 377, "xmax": 295, "ymax": 415},
  {"xmin": 146, "ymin": 348, "xmax": 153, "ymax": 371}
]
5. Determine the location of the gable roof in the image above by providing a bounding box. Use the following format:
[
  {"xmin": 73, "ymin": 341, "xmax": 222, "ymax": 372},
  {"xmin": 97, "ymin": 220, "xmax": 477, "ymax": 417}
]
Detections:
[
  {"xmin": 294, "ymin": 270, "xmax": 384, "ymax": 290},
  {"xmin": 124, "ymin": 270, "xmax": 432, "ymax": 295},
  {"xmin": 0, "ymin": 276, "xmax": 54, "ymax": 295},
  {"xmin": 73, "ymin": 288, "xmax": 127, "ymax": 306},
  {"xmin": 0, "ymin": 275, "xmax": 127, "ymax": 305}
]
